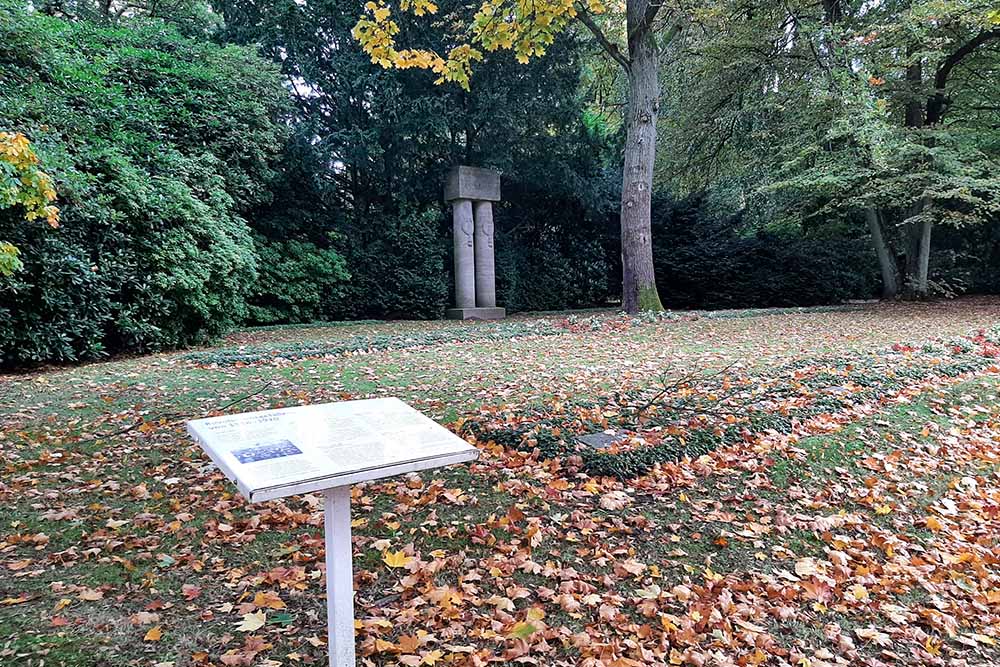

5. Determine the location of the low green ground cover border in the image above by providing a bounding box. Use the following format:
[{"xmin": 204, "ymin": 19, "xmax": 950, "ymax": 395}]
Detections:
[
  {"xmin": 189, "ymin": 304, "xmax": 870, "ymax": 367},
  {"xmin": 463, "ymin": 326, "xmax": 1000, "ymax": 479}
]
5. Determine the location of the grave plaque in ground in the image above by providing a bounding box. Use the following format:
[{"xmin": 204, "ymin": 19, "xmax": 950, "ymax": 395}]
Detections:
[
  {"xmin": 187, "ymin": 398, "xmax": 479, "ymax": 667},
  {"xmin": 576, "ymin": 430, "xmax": 627, "ymax": 450}
]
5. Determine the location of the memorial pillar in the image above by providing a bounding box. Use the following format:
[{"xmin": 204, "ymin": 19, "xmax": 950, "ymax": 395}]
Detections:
[
  {"xmin": 473, "ymin": 201, "xmax": 496, "ymax": 308},
  {"xmin": 444, "ymin": 165, "xmax": 505, "ymax": 320},
  {"xmin": 452, "ymin": 199, "xmax": 476, "ymax": 309}
]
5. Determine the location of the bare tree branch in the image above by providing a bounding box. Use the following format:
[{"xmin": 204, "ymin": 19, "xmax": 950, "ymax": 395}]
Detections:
[{"xmin": 927, "ymin": 29, "xmax": 1000, "ymax": 124}]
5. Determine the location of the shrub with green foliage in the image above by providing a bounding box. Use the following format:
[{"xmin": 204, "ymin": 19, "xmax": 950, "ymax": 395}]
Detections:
[
  {"xmin": 248, "ymin": 238, "xmax": 350, "ymax": 325},
  {"xmin": 0, "ymin": 3, "xmax": 287, "ymax": 366},
  {"xmin": 335, "ymin": 207, "xmax": 451, "ymax": 320},
  {"xmin": 497, "ymin": 229, "xmax": 614, "ymax": 312},
  {"xmin": 0, "ymin": 232, "xmax": 113, "ymax": 364},
  {"xmin": 650, "ymin": 194, "xmax": 879, "ymax": 309}
]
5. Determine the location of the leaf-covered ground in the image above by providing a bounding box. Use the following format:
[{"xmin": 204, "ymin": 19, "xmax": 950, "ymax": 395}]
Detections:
[{"xmin": 2, "ymin": 297, "xmax": 1000, "ymax": 667}]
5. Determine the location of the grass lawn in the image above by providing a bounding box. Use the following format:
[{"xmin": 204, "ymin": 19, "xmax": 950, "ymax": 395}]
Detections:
[{"xmin": 2, "ymin": 297, "xmax": 1000, "ymax": 667}]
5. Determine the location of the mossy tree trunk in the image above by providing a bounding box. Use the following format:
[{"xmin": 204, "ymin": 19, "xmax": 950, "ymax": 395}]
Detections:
[{"xmin": 619, "ymin": 0, "xmax": 665, "ymax": 313}]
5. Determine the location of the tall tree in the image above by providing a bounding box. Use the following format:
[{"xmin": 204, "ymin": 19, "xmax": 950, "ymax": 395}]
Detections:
[
  {"xmin": 656, "ymin": 0, "xmax": 1000, "ymax": 300},
  {"xmin": 352, "ymin": 0, "xmax": 680, "ymax": 311}
]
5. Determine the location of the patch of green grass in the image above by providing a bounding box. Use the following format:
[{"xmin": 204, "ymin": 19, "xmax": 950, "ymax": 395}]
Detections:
[
  {"xmin": 769, "ymin": 457, "xmax": 800, "ymax": 490},
  {"xmin": 0, "ymin": 623, "xmax": 113, "ymax": 667}
]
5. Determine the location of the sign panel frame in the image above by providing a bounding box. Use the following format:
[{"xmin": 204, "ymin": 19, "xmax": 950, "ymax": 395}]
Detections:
[{"xmin": 187, "ymin": 397, "xmax": 480, "ymax": 502}]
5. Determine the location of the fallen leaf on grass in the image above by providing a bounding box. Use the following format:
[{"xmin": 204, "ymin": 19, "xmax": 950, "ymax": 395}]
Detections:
[
  {"xmin": 78, "ymin": 588, "xmax": 103, "ymax": 601},
  {"xmin": 130, "ymin": 611, "xmax": 160, "ymax": 625},
  {"xmin": 253, "ymin": 591, "xmax": 286, "ymax": 609},
  {"xmin": 383, "ymin": 550, "xmax": 413, "ymax": 568},
  {"xmin": 509, "ymin": 621, "xmax": 537, "ymax": 639},
  {"xmin": 235, "ymin": 611, "xmax": 266, "ymax": 632}
]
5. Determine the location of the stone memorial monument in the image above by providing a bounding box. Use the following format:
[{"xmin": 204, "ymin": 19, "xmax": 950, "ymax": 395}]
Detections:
[{"xmin": 444, "ymin": 166, "xmax": 506, "ymax": 320}]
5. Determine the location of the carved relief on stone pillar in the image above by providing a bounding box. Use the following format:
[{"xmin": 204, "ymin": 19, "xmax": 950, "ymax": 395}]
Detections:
[
  {"xmin": 473, "ymin": 201, "xmax": 496, "ymax": 309},
  {"xmin": 451, "ymin": 199, "xmax": 476, "ymax": 309}
]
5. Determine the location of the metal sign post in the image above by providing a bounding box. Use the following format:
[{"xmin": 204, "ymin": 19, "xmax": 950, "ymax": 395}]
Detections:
[{"xmin": 325, "ymin": 486, "xmax": 356, "ymax": 667}]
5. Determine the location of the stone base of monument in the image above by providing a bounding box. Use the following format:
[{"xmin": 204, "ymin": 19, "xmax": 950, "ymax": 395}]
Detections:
[{"xmin": 446, "ymin": 307, "xmax": 506, "ymax": 320}]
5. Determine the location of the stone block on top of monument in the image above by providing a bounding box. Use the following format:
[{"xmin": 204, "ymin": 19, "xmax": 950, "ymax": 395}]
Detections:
[{"xmin": 444, "ymin": 165, "xmax": 501, "ymax": 203}]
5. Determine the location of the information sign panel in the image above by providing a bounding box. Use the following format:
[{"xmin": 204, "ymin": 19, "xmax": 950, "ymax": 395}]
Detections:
[
  {"xmin": 187, "ymin": 397, "xmax": 479, "ymax": 502},
  {"xmin": 187, "ymin": 398, "xmax": 479, "ymax": 666}
]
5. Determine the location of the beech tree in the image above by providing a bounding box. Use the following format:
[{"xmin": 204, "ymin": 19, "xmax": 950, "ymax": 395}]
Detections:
[
  {"xmin": 352, "ymin": 0, "xmax": 680, "ymax": 311},
  {"xmin": 655, "ymin": 1, "xmax": 1000, "ymax": 300}
]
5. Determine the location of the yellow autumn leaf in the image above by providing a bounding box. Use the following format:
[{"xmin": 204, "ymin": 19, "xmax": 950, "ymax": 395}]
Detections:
[
  {"xmin": 383, "ymin": 549, "xmax": 413, "ymax": 568},
  {"xmin": 253, "ymin": 591, "xmax": 286, "ymax": 609},
  {"xmin": 421, "ymin": 649, "xmax": 444, "ymax": 665},
  {"xmin": 526, "ymin": 607, "xmax": 545, "ymax": 622},
  {"xmin": 143, "ymin": 626, "xmax": 163, "ymax": 641},
  {"xmin": 374, "ymin": 638, "xmax": 396, "ymax": 653},
  {"xmin": 509, "ymin": 621, "xmax": 536, "ymax": 639}
]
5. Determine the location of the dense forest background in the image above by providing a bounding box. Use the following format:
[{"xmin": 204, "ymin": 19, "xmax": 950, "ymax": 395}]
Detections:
[{"xmin": 1, "ymin": 0, "xmax": 998, "ymax": 367}]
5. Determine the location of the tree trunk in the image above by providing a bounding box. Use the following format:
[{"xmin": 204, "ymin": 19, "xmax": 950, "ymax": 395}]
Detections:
[
  {"xmin": 902, "ymin": 198, "xmax": 933, "ymax": 299},
  {"xmin": 916, "ymin": 217, "xmax": 932, "ymax": 297},
  {"xmin": 903, "ymin": 220, "xmax": 920, "ymax": 295},
  {"xmin": 903, "ymin": 221, "xmax": 933, "ymax": 299},
  {"xmin": 900, "ymin": 55, "xmax": 932, "ymax": 300},
  {"xmin": 864, "ymin": 207, "xmax": 898, "ymax": 299},
  {"xmin": 620, "ymin": 16, "xmax": 664, "ymax": 313},
  {"xmin": 904, "ymin": 61, "xmax": 924, "ymax": 128}
]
